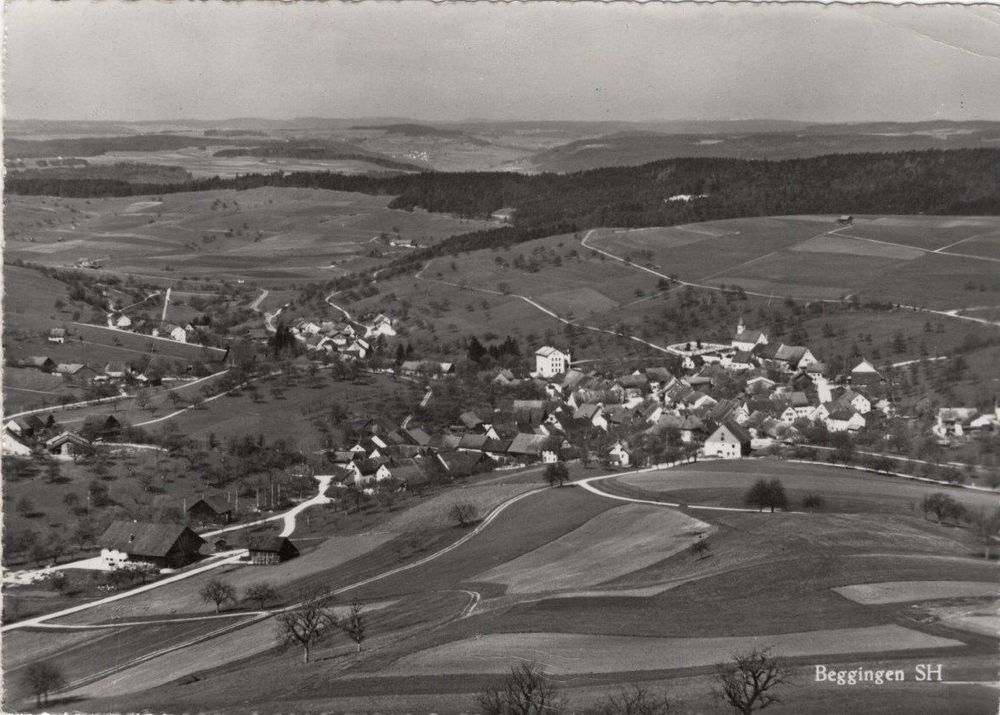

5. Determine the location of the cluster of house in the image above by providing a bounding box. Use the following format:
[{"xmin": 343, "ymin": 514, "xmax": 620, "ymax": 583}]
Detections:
[
  {"xmin": 315, "ymin": 325, "xmax": 889, "ymax": 493},
  {"xmin": 933, "ymin": 405, "xmax": 1000, "ymax": 442},
  {"xmin": 105, "ymin": 315, "xmax": 194, "ymax": 343},
  {"xmin": 3, "ymin": 412, "xmax": 106, "ymax": 459},
  {"xmin": 18, "ymin": 353, "xmax": 150, "ymax": 386},
  {"xmin": 249, "ymin": 314, "xmax": 396, "ymax": 359}
]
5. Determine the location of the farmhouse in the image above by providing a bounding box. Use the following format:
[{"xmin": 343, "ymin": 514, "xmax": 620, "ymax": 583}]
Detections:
[
  {"xmin": 115, "ymin": 315, "xmax": 133, "ymax": 329},
  {"xmin": 703, "ymin": 421, "xmax": 752, "ymax": 459},
  {"xmin": 6, "ymin": 414, "xmax": 47, "ymax": 438},
  {"xmin": 187, "ymin": 496, "xmax": 235, "ymax": 526},
  {"xmin": 55, "ymin": 363, "xmax": 98, "ymax": 381},
  {"xmin": 247, "ymin": 534, "xmax": 299, "ymax": 565},
  {"xmin": 935, "ymin": 408, "xmax": 979, "ymax": 438},
  {"xmin": 26, "ymin": 356, "xmax": 57, "ymax": 373},
  {"xmin": 48, "ymin": 328, "xmax": 67, "ymax": 344},
  {"xmin": 104, "ymin": 361, "xmax": 131, "ymax": 379},
  {"xmin": 534, "ymin": 346, "xmax": 571, "ymax": 378},
  {"xmin": 850, "ymin": 358, "xmax": 883, "ymax": 386},
  {"xmin": 99, "ymin": 521, "xmax": 206, "ymax": 569},
  {"xmin": 45, "ymin": 431, "xmax": 93, "ymax": 458}
]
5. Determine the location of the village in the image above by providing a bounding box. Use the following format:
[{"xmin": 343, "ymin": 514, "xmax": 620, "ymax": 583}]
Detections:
[{"xmin": 7, "ymin": 303, "xmax": 998, "ymax": 583}]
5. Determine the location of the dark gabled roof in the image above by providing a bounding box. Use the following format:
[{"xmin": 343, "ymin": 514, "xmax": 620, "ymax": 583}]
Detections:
[
  {"xmin": 458, "ymin": 433, "xmax": 489, "ymax": 450},
  {"xmin": 709, "ymin": 420, "xmax": 752, "ymax": 445},
  {"xmin": 404, "ymin": 428, "xmax": 432, "ymax": 446},
  {"xmin": 247, "ymin": 534, "xmax": 298, "ymax": 554},
  {"xmin": 190, "ymin": 495, "xmax": 231, "ymax": 514},
  {"xmin": 100, "ymin": 521, "xmax": 204, "ymax": 558}
]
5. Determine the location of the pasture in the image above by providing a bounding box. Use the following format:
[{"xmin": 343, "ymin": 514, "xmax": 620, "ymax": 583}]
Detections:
[
  {"xmin": 43, "ymin": 461, "xmax": 1000, "ymax": 714},
  {"xmin": 4, "ymin": 187, "xmax": 494, "ymax": 283}
]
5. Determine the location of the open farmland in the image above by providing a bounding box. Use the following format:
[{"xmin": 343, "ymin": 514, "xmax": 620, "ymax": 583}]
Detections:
[
  {"xmin": 44, "ymin": 461, "xmax": 1000, "ymax": 714},
  {"xmin": 585, "ymin": 215, "xmax": 1000, "ymax": 310},
  {"xmin": 4, "ymin": 187, "xmax": 494, "ymax": 283}
]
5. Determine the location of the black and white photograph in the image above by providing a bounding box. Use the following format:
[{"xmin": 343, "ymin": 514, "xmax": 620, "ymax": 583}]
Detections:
[{"xmin": 1, "ymin": 2, "xmax": 999, "ymax": 713}]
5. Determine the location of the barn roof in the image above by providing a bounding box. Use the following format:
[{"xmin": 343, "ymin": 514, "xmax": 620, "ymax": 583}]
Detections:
[{"xmin": 100, "ymin": 521, "xmax": 204, "ymax": 558}]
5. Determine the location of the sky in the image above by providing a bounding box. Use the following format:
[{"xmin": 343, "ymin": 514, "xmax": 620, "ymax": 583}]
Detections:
[{"xmin": 3, "ymin": 2, "xmax": 1000, "ymax": 123}]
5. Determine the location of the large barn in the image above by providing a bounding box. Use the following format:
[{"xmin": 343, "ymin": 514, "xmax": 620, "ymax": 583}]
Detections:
[{"xmin": 99, "ymin": 521, "xmax": 206, "ymax": 569}]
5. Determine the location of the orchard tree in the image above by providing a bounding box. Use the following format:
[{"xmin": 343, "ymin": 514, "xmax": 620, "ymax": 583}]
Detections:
[
  {"xmin": 342, "ymin": 599, "xmax": 368, "ymax": 652},
  {"xmin": 245, "ymin": 582, "xmax": 278, "ymax": 610},
  {"xmin": 22, "ymin": 661, "xmax": 65, "ymax": 708},
  {"xmin": 478, "ymin": 662, "xmax": 563, "ymax": 715},
  {"xmin": 714, "ymin": 648, "xmax": 790, "ymax": 715},
  {"xmin": 200, "ymin": 579, "xmax": 237, "ymax": 613},
  {"xmin": 544, "ymin": 462, "xmax": 570, "ymax": 487},
  {"xmin": 448, "ymin": 502, "xmax": 479, "ymax": 528},
  {"xmin": 275, "ymin": 588, "xmax": 338, "ymax": 663}
]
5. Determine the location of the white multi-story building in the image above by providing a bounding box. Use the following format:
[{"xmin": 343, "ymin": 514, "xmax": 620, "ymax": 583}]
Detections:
[{"xmin": 534, "ymin": 346, "xmax": 571, "ymax": 378}]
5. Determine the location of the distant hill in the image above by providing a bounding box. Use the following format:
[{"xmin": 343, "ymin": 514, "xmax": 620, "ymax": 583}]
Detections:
[{"xmin": 531, "ymin": 122, "xmax": 1000, "ymax": 172}]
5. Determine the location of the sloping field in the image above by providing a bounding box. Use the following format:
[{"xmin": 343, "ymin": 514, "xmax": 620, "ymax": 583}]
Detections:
[
  {"xmin": 477, "ymin": 504, "xmax": 710, "ymax": 594},
  {"xmin": 614, "ymin": 460, "xmax": 1000, "ymax": 514},
  {"xmin": 379, "ymin": 483, "xmax": 538, "ymax": 533},
  {"xmin": 4, "ymin": 188, "xmax": 494, "ymax": 282},
  {"xmin": 792, "ymin": 234, "xmax": 925, "ymax": 260},
  {"xmin": 56, "ymin": 533, "xmax": 395, "ymax": 624},
  {"xmin": 387, "ymin": 625, "xmax": 964, "ymax": 675},
  {"xmin": 63, "ymin": 600, "xmax": 396, "ymax": 700},
  {"xmin": 835, "ymin": 581, "xmax": 1000, "ymax": 605},
  {"xmin": 586, "ymin": 215, "xmax": 1000, "ymax": 309}
]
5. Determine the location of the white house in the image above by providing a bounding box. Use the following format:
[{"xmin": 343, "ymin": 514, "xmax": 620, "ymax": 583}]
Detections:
[
  {"xmin": 535, "ymin": 346, "xmax": 571, "ymax": 378},
  {"xmin": 115, "ymin": 315, "xmax": 133, "ymax": 329},
  {"xmin": 935, "ymin": 408, "xmax": 979, "ymax": 438},
  {"xmin": 48, "ymin": 328, "xmax": 66, "ymax": 344},
  {"xmin": 365, "ymin": 314, "xmax": 396, "ymax": 338},
  {"xmin": 703, "ymin": 421, "xmax": 752, "ymax": 459},
  {"xmin": 825, "ymin": 408, "xmax": 866, "ymax": 432},
  {"xmin": 837, "ymin": 389, "xmax": 871, "ymax": 415},
  {"xmin": 608, "ymin": 441, "xmax": 632, "ymax": 467}
]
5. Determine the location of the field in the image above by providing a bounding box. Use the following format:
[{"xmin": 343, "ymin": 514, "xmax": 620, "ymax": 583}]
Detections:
[
  {"xmin": 343, "ymin": 219, "xmax": 998, "ymax": 378},
  {"xmin": 586, "ymin": 215, "xmax": 1000, "ymax": 310},
  {"xmin": 4, "ymin": 187, "xmax": 494, "ymax": 283},
  {"xmin": 28, "ymin": 460, "xmax": 998, "ymax": 714}
]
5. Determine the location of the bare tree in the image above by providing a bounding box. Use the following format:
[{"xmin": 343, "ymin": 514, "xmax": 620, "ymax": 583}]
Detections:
[
  {"xmin": 449, "ymin": 502, "xmax": 479, "ymax": 528},
  {"xmin": 199, "ymin": 579, "xmax": 237, "ymax": 613},
  {"xmin": 713, "ymin": 648, "xmax": 790, "ymax": 715},
  {"xmin": 478, "ymin": 661, "xmax": 563, "ymax": 715},
  {"xmin": 245, "ymin": 582, "xmax": 278, "ymax": 610},
  {"xmin": 22, "ymin": 661, "xmax": 65, "ymax": 708},
  {"xmin": 593, "ymin": 685, "xmax": 671, "ymax": 715},
  {"xmin": 275, "ymin": 588, "xmax": 338, "ymax": 663},
  {"xmin": 342, "ymin": 599, "xmax": 367, "ymax": 652}
]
